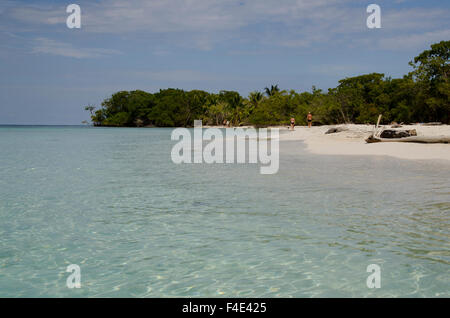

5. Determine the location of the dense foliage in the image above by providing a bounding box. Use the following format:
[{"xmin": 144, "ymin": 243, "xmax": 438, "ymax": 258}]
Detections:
[{"xmin": 86, "ymin": 41, "xmax": 450, "ymax": 127}]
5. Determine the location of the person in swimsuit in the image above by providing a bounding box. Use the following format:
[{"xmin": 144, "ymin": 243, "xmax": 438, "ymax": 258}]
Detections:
[
  {"xmin": 307, "ymin": 112, "xmax": 312, "ymax": 128},
  {"xmin": 290, "ymin": 117, "xmax": 295, "ymax": 131}
]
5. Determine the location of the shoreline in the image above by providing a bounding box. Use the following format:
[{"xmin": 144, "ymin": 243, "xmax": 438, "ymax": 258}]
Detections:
[
  {"xmin": 8, "ymin": 123, "xmax": 449, "ymax": 162},
  {"xmin": 276, "ymin": 124, "xmax": 450, "ymax": 162}
]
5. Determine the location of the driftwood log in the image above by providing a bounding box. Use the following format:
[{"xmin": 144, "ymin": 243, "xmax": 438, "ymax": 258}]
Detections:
[
  {"xmin": 366, "ymin": 114, "xmax": 449, "ymax": 144},
  {"xmin": 379, "ymin": 129, "xmax": 417, "ymax": 138},
  {"xmin": 390, "ymin": 122, "xmax": 403, "ymax": 128},
  {"xmin": 365, "ymin": 115, "xmax": 449, "ymax": 144},
  {"xmin": 366, "ymin": 135, "xmax": 450, "ymax": 144}
]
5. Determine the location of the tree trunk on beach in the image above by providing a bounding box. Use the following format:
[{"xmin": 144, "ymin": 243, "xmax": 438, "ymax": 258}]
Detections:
[{"xmin": 366, "ymin": 135, "xmax": 450, "ymax": 144}]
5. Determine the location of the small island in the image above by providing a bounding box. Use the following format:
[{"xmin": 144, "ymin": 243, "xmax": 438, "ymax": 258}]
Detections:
[{"xmin": 85, "ymin": 41, "xmax": 449, "ymax": 128}]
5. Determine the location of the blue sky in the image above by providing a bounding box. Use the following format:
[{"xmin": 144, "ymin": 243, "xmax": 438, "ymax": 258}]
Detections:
[{"xmin": 0, "ymin": 0, "xmax": 449, "ymax": 124}]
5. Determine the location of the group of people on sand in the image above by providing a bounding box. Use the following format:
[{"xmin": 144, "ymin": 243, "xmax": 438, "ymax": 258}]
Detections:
[{"xmin": 290, "ymin": 112, "xmax": 312, "ymax": 130}]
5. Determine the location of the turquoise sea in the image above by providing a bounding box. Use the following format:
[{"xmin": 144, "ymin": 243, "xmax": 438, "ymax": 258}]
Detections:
[{"xmin": 0, "ymin": 126, "xmax": 449, "ymax": 297}]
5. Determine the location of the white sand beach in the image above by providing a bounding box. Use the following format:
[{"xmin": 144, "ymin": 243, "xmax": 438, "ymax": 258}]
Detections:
[{"xmin": 278, "ymin": 124, "xmax": 450, "ymax": 161}]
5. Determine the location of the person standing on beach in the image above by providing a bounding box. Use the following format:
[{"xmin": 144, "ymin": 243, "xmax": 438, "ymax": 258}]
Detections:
[
  {"xmin": 307, "ymin": 112, "xmax": 312, "ymax": 128},
  {"xmin": 290, "ymin": 117, "xmax": 295, "ymax": 131}
]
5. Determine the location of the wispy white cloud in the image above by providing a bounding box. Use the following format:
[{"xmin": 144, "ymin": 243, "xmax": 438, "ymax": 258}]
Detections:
[
  {"xmin": 31, "ymin": 37, "xmax": 122, "ymax": 58},
  {"xmin": 377, "ymin": 29, "xmax": 450, "ymax": 50},
  {"xmin": 8, "ymin": 6, "xmax": 65, "ymax": 25},
  {"xmin": 3, "ymin": 0, "xmax": 450, "ymax": 51},
  {"xmin": 382, "ymin": 8, "xmax": 449, "ymax": 31}
]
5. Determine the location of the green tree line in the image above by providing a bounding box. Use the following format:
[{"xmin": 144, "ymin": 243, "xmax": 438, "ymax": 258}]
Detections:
[{"xmin": 85, "ymin": 41, "xmax": 449, "ymax": 127}]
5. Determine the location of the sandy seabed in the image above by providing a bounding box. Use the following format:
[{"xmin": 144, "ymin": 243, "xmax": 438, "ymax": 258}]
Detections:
[{"xmin": 277, "ymin": 124, "xmax": 450, "ymax": 162}]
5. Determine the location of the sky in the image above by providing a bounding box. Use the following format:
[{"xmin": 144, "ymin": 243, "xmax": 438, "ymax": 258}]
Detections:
[{"xmin": 0, "ymin": 0, "xmax": 449, "ymax": 124}]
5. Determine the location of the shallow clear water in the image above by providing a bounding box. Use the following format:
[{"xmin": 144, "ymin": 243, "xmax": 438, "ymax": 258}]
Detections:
[{"xmin": 0, "ymin": 126, "xmax": 449, "ymax": 297}]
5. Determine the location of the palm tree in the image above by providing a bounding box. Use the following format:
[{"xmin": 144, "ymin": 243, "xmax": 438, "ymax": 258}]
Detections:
[
  {"xmin": 246, "ymin": 91, "xmax": 264, "ymax": 117},
  {"xmin": 229, "ymin": 95, "xmax": 244, "ymax": 126},
  {"xmin": 249, "ymin": 91, "xmax": 263, "ymax": 106},
  {"xmin": 264, "ymin": 85, "xmax": 280, "ymax": 97}
]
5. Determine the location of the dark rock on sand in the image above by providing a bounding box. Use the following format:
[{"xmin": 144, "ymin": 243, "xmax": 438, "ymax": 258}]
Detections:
[{"xmin": 325, "ymin": 127, "xmax": 348, "ymax": 134}]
